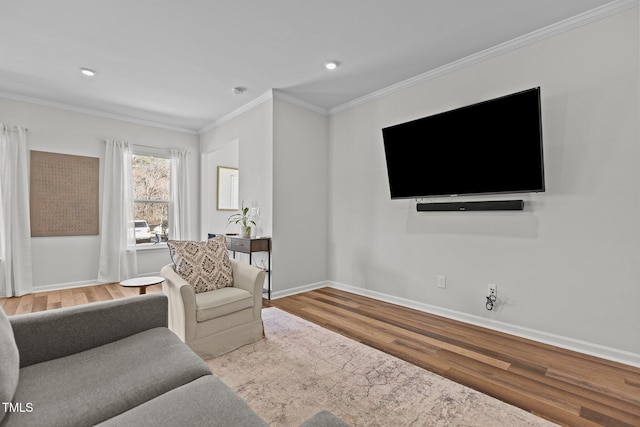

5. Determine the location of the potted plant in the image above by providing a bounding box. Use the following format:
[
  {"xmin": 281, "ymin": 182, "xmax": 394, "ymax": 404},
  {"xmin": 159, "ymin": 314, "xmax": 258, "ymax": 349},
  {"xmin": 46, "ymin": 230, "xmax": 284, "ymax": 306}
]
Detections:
[{"xmin": 227, "ymin": 201, "xmax": 256, "ymax": 237}]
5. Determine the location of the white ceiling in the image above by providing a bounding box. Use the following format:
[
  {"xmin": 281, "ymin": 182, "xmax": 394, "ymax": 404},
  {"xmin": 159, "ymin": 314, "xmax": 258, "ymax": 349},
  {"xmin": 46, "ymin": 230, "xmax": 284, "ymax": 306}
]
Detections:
[{"xmin": 0, "ymin": 0, "xmax": 622, "ymax": 133}]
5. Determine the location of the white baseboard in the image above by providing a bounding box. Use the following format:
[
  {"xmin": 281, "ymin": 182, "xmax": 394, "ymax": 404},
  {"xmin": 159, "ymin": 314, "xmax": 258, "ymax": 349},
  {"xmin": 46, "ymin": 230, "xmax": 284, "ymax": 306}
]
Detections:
[
  {"xmin": 33, "ymin": 271, "xmax": 163, "ymax": 294},
  {"xmin": 33, "ymin": 280, "xmax": 100, "ymax": 293},
  {"xmin": 270, "ymin": 281, "xmax": 328, "ymax": 300},
  {"xmin": 274, "ymin": 280, "xmax": 640, "ymax": 368}
]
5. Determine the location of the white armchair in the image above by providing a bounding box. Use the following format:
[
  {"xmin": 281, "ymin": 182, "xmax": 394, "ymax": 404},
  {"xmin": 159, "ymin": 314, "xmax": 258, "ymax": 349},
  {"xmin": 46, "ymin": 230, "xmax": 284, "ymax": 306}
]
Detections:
[{"xmin": 160, "ymin": 259, "xmax": 265, "ymax": 359}]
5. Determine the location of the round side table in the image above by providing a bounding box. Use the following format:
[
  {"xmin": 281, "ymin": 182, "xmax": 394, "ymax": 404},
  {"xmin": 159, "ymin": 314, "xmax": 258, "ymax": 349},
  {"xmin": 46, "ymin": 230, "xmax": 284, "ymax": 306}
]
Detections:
[{"xmin": 119, "ymin": 276, "xmax": 164, "ymax": 295}]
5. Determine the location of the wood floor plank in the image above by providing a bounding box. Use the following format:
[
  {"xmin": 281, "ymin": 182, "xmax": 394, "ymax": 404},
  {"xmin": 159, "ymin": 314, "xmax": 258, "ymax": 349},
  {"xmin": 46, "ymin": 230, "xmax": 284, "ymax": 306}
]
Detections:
[
  {"xmin": 31, "ymin": 295, "xmax": 47, "ymax": 313},
  {"xmin": 14, "ymin": 294, "xmax": 35, "ymax": 315},
  {"xmin": 105, "ymin": 283, "xmax": 126, "ymax": 299},
  {"xmin": 46, "ymin": 290, "xmax": 61, "ymax": 309},
  {"xmin": 60, "ymin": 289, "xmax": 75, "ymax": 308},
  {"xmin": 446, "ymin": 348, "xmax": 640, "ymax": 426},
  {"xmin": 301, "ymin": 292, "xmax": 516, "ymax": 371},
  {"xmin": 508, "ymin": 363, "xmax": 640, "ymax": 418},
  {"xmin": 1, "ymin": 297, "xmax": 19, "ymax": 315},
  {"xmin": 546, "ymin": 366, "xmax": 640, "ymax": 408},
  {"xmin": 94, "ymin": 286, "xmax": 113, "ymax": 302},
  {"xmin": 72, "ymin": 288, "xmax": 89, "ymax": 306},
  {"xmin": 84, "ymin": 286, "xmax": 100, "ymax": 303},
  {"xmin": 447, "ymin": 366, "xmax": 600, "ymax": 427}
]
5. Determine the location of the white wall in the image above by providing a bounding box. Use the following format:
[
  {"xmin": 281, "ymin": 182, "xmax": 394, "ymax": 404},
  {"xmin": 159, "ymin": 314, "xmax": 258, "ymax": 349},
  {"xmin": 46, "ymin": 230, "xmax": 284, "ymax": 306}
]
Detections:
[
  {"xmin": 0, "ymin": 97, "xmax": 200, "ymax": 290},
  {"xmin": 200, "ymin": 97, "xmax": 274, "ymax": 274},
  {"xmin": 200, "ymin": 96, "xmax": 331, "ymax": 295},
  {"xmin": 201, "ymin": 139, "xmax": 239, "ymax": 238},
  {"xmin": 273, "ymin": 97, "xmax": 329, "ymax": 292},
  {"xmin": 200, "ymin": 98, "xmax": 273, "ymax": 237},
  {"xmin": 328, "ymin": 8, "xmax": 640, "ymax": 358}
]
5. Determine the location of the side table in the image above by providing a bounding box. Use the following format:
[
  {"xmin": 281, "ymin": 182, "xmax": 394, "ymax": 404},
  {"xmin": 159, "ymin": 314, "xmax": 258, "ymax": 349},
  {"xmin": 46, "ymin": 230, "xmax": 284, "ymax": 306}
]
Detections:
[
  {"xmin": 225, "ymin": 235, "xmax": 272, "ymax": 299},
  {"xmin": 119, "ymin": 276, "xmax": 165, "ymax": 295}
]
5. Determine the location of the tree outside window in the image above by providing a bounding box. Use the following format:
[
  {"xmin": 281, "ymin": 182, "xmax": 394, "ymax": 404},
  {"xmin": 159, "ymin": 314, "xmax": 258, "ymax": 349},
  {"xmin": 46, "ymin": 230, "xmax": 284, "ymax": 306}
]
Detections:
[{"xmin": 133, "ymin": 154, "xmax": 170, "ymax": 245}]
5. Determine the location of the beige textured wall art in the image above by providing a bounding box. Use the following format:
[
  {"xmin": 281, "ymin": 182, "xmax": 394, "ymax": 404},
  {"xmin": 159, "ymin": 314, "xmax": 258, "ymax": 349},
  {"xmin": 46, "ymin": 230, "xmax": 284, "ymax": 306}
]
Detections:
[{"xmin": 30, "ymin": 151, "xmax": 99, "ymax": 237}]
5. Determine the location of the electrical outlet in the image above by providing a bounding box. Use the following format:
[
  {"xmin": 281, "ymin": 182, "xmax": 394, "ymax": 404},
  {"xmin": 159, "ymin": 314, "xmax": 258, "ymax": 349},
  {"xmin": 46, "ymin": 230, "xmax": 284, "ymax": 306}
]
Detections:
[
  {"xmin": 488, "ymin": 283, "xmax": 497, "ymax": 298},
  {"xmin": 437, "ymin": 275, "xmax": 446, "ymax": 289}
]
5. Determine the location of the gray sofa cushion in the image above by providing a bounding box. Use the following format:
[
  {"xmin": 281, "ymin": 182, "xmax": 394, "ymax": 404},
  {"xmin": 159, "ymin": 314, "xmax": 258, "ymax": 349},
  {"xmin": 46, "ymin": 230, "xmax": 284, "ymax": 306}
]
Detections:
[
  {"xmin": 4, "ymin": 327, "xmax": 211, "ymax": 427},
  {"xmin": 0, "ymin": 306, "xmax": 19, "ymax": 425},
  {"xmin": 10, "ymin": 293, "xmax": 168, "ymax": 368},
  {"xmin": 96, "ymin": 376, "xmax": 268, "ymax": 427}
]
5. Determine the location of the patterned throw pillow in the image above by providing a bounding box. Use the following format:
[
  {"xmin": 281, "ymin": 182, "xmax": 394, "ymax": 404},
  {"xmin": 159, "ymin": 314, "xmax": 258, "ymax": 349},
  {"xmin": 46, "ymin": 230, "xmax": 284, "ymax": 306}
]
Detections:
[{"xmin": 167, "ymin": 236, "xmax": 233, "ymax": 293}]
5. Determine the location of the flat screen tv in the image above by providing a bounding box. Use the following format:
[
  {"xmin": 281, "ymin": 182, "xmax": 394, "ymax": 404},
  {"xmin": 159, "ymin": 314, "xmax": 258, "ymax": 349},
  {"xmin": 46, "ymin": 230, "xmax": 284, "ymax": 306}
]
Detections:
[{"xmin": 382, "ymin": 87, "xmax": 545, "ymax": 199}]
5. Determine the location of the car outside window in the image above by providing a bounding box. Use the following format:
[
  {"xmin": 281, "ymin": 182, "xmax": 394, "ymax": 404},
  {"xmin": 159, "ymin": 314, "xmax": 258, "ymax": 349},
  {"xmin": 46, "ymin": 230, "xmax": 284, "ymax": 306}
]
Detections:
[{"xmin": 133, "ymin": 154, "xmax": 170, "ymax": 245}]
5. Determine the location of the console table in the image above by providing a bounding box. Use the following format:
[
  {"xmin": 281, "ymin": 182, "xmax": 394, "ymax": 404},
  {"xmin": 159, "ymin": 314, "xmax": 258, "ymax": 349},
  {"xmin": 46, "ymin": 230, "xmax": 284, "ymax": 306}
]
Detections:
[{"xmin": 225, "ymin": 235, "xmax": 272, "ymax": 299}]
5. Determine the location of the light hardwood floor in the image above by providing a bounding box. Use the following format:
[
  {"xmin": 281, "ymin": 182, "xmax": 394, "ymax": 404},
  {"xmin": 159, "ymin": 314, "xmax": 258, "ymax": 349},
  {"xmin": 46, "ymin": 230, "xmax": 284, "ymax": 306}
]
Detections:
[
  {"xmin": 3, "ymin": 285, "xmax": 639, "ymax": 426},
  {"xmin": 269, "ymin": 288, "xmax": 640, "ymax": 427},
  {"xmin": 0, "ymin": 282, "xmax": 164, "ymax": 315}
]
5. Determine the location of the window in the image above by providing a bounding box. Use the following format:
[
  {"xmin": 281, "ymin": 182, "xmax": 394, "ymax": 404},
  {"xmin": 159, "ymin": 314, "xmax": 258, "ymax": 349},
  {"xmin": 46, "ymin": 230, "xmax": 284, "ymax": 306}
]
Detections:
[{"xmin": 132, "ymin": 154, "xmax": 170, "ymax": 245}]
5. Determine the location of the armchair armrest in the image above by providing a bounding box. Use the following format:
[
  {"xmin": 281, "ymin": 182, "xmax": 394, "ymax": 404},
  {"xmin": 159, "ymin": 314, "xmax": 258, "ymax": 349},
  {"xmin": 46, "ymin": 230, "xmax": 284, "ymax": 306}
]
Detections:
[
  {"xmin": 160, "ymin": 263, "xmax": 196, "ymax": 342},
  {"xmin": 10, "ymin": 293, "xmax": 168, "ymax": 368},
  {"xmin": 230, "ymin": 259, "xmax": 265, "ymax": 296},
  {"xmin": 231, "ymin": 259, "xmax": 266, "ymax": 314}
]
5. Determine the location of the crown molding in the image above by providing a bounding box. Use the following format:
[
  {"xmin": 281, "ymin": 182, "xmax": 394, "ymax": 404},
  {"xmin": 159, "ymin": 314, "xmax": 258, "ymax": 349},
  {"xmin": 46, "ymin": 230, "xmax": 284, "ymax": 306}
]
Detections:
[
  {"xmin": 198, "ymin": 90, "xmax": 275, "ymax": 134},
  {"xmin": 272, "ymin": 90, "xmax": 329, "ymax": 116},
  {"xmin": 198, "ymin": 89, "xmax": 329, "ymax": 134},
  {"xmin": 330, "ymin": 0, "xmax": 639, "ymax": 115},
  {"xmin": 0, "ymin": 91, "xmax": 199, "ymax": 135}
]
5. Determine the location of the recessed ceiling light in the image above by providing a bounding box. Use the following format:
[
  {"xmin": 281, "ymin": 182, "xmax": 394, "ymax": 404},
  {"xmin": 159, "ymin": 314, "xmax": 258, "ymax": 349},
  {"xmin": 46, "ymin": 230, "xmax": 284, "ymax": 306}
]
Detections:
[
  {"xmin": 324, "ymin": 61, "xmax": 339, "ymax": 70},
  {"xmin": 232, "ymin": 86, "xmax": 247, "ymax": 95},
  {"xmin": 80, "ymin": 68, "xmax": 96, "ymax": 77}
]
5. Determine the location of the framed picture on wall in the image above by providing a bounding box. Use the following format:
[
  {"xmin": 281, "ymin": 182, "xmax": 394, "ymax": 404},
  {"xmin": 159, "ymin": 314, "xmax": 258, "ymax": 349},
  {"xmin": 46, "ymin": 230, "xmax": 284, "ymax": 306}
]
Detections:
[{"xmin": 217, "ymin": 166, "xmax": 239, "ymax": 211}]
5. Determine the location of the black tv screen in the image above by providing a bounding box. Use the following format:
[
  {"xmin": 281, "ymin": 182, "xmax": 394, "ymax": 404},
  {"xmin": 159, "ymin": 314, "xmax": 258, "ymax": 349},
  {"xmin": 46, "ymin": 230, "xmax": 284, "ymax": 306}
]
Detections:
[{"xmin": 382, "ymin": 87, "xmax": 545, "ymax": 199}]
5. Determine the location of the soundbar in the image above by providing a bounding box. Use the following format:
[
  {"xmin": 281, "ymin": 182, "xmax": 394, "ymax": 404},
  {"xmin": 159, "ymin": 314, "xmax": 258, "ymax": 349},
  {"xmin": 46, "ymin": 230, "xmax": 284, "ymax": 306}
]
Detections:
[{"xmin": 416, "ymin": 200, "xmax": 524, "ymax": 212}]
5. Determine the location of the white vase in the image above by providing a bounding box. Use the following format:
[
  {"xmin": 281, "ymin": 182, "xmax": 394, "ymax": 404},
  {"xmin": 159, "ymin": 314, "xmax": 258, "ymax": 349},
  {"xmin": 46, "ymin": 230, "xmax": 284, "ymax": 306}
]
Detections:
[{"xmin": 239, "ymin": 224, "xmax": 251, "ymax": 237}]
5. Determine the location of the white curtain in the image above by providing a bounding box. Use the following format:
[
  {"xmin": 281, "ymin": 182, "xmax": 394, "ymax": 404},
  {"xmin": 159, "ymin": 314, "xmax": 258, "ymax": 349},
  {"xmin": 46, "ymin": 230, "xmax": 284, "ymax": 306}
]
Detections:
[
  {"xmin": 97, "ymin": 140, "xmax": 137, "ymax": 282},
  {"xmin": 170, "ymin": 148, "xmax": 189, "ymax": 240},
  {"xmin": 0, "ymin": 124, "xmax": 34, "ymax": 297}
]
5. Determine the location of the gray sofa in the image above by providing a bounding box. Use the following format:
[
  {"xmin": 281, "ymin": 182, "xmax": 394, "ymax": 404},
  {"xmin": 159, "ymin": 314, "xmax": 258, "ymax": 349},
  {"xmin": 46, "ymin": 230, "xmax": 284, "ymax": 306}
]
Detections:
[{"xmin": 0, "ymin": 293, "xmax": 345, "ymax": 427}]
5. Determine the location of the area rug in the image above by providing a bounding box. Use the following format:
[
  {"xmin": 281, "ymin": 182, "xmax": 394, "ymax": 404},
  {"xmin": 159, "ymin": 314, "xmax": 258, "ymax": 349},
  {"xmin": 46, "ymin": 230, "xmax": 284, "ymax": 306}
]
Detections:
[{"xmin": 206, "ymin": 307, "xmax": 556, "ymax": 427}]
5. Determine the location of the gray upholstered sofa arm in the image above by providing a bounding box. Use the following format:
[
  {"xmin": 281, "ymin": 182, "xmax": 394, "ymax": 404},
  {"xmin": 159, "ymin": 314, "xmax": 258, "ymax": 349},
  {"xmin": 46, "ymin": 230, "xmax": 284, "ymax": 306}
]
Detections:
[{"xmin": 10, "ymin": 293, "xmax": 168, "ymax": 368}]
